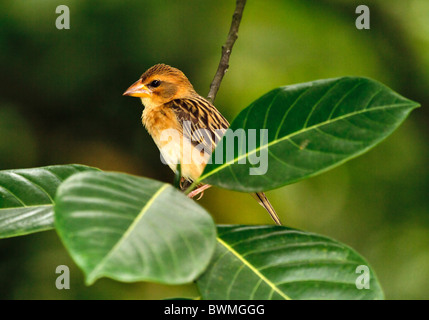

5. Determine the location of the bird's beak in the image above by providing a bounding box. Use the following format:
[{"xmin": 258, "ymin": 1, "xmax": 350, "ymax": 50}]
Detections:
[{"xmin": 123, "ymin": 80, "xmax": 152, "ymax": 97}]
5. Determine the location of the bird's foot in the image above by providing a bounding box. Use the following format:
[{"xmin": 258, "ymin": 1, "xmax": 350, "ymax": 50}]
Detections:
[{"xmin": 187, "ymin": 184, "xmax": 212, "ymax": 199}]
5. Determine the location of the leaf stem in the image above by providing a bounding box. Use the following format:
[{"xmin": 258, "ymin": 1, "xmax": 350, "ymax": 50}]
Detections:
[{"xmin": 184, "ymin": 180, "xmax": 200, "ymax": 195}]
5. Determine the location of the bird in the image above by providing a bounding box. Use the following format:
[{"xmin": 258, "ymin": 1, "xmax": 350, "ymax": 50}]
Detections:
[{"xmin": 123, "ymin": 63, "xmax": 282, "ymax": 225}]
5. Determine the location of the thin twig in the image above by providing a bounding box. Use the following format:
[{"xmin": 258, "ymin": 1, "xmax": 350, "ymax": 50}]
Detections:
[{"xmin": 207, "ymin": 0, "xmax": 246, "ymax": 103}]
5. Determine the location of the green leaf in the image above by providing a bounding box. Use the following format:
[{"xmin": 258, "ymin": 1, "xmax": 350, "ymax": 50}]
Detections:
[
  {"xmin": 197, "ymin": 225, "xmax": 384, "ymax": 300},
  {"xmin": 54, "ymin": 171, "xmax": 217, "ymax": 285},
  {"xmin": 174, "ymin": 162, "xmax": 182, "ymax": 190},
  {"xmin": 0, "ymin": 164, "xmax": 98, "ymax": 239},
  {"xmin": 200, "ymin": 77, "xmax": 420, "ymax": 191}
]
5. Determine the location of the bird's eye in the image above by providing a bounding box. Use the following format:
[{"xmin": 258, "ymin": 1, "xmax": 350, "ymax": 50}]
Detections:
[{"xmin": 150, "ymin": 80, "xmax": 161, "ymax": 88}]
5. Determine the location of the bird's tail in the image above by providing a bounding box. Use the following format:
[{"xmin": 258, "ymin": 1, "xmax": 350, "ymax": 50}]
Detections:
[{"xmin": 252, "ymin": 192, "xmax": 282, "ymax": 225}]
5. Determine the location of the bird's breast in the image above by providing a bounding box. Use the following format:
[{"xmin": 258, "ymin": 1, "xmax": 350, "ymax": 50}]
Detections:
[
  {"xmin": 142, "ymin": 105, "xmax": 179, "ymax": 141},
  {"xmin": 142, "ymin": 105, "xmax": 207, "ymax": 181}
]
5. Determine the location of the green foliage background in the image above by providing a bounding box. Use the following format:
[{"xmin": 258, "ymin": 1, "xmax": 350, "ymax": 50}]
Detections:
[{"xmin": 0, "ymin": 0, "xmax": 428, "ymax": 299}]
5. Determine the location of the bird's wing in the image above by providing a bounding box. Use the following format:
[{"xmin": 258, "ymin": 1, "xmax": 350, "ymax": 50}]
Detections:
[{"xmin": 169, "ymin": 96, "xmax": 230, "ymax": 153}]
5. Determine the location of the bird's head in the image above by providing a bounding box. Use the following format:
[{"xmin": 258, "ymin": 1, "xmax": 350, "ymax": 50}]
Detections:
[{"xmin": 123, "ymin": 64, "xmax": 196, "ymax": 108}]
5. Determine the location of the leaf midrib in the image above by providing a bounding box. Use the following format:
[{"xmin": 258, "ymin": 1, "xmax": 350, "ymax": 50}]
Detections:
[
  {"xmin": 217, "ymin": 237, "xmax": 291, "ymax": 300},
  {"xmin": 0, "ymin": 204, "xmax": 53, "ymax": 211},
  {"xmin": 200, "ymin": 102, "xmax": 414, "ymax": 182},
  {"xmin": 86, "ymin": 184, "xmax": 169, "ymax": 284}
]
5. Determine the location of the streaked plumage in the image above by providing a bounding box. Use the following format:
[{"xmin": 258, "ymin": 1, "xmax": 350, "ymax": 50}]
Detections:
[
  {"xmin": 169, "ymin": 97, "xmax": 228, "ymax": 154},
  {"xmin": 124, "ymin": 64, "xmax": 282, "ymax": 225}
]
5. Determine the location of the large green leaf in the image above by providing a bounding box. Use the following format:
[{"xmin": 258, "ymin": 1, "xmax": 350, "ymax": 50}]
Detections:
[
  {"xmin": 197, "ymin": 225, "xmax": 384, "ymax": 300},
  {"xmin": 0, "ymin": 164, "xmax": 97, "ymax": 239},
  {"xmin": 54, "ymin": 171, "xmax": 217, "ymax": 285},
  {"xmin": 199, "ymin": 77, "xmax": 419, "ymax": 191}
]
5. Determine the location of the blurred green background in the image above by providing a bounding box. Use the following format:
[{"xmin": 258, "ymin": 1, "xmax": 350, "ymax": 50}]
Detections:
[{"xmin": 1, "ymin": 0, "xmax": 428, "ymax": 299}]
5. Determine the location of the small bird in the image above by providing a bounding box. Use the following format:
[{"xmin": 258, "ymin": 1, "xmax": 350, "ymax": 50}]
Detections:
[{"xmin": 123, "ymin": 64, "xmax": 282, "ymax": 225}]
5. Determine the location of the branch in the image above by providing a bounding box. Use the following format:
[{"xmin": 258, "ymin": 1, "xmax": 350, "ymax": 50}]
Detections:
[{"xmin": 207, "ymin": 0, "xmax": 246, "ymax": 103}]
